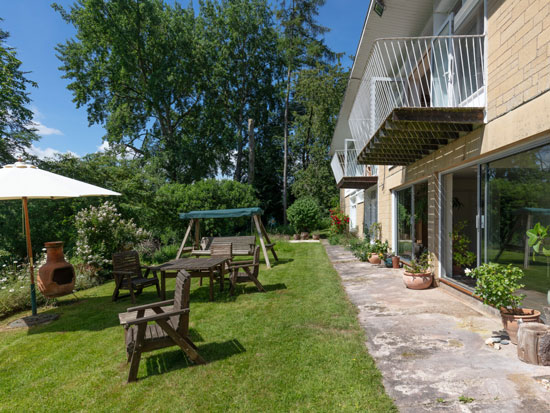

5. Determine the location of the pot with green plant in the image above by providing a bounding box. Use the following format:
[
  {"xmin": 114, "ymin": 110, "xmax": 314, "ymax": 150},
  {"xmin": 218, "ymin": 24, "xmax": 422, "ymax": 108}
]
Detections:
[
  {"xmin": 403, "ymin": 251, "xmax": 433, "ymax": 289},
  {"xmin": 368, "ymin": 239, "xmax": 388, "ymax": 265},
  {"xmin": 526, "ymin": 222, "xmax": 550, "ymax": 304},
  {"xmin": 451, "ymin": 221, "xmax": 476, "ymax": 275},
  {"xmin": 466, "ymin": 263, "xmax": 541, "ymax": 344}
]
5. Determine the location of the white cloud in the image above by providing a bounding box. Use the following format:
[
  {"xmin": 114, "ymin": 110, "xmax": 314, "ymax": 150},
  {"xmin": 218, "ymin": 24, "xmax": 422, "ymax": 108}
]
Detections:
[
  {"xmin": 27, "ymin": 145, "xmax": 79, "ymax": 160},
  {"xmin": 97, "ymin": 141, "xmax": 111, "ymax": 152},
  {"xmin": 30, "ymin": 107, "xmax": 64, "ymax": 136},
  {"xmin": 31, "ymin": 121, "xmax": 64, "ymax": 136}
]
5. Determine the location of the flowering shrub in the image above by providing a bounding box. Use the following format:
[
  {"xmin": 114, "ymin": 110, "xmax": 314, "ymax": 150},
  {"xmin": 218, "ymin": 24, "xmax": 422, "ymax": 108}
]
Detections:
[
  {"xmin": 75, "ymin": 201, "xmax": 151, "ymax": 269},
  {"xmin": 329, "ymin": 208, "xmax": 349, "ymax": 234}
]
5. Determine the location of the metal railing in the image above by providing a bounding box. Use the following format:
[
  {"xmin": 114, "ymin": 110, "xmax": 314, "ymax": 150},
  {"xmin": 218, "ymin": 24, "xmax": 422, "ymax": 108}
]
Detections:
[
  {"xmin": 331, "ymin": 149, "xmax": 377, "ymax": 184},
  {"xmin": 349, "ymin": 35, "xmax": 487, "ymax": 150}
]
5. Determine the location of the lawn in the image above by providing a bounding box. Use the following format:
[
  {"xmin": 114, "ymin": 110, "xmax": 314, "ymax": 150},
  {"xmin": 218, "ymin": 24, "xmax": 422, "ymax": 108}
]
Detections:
[{"xmin": 0, "ymin": 242, "xmax": 395, "ymax": 412}]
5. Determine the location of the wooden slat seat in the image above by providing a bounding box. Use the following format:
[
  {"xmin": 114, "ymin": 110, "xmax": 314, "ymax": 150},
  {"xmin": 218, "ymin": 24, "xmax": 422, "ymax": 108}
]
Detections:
[
  {"xmin": 112, "ymin": 251, "xmax": 160, "ymax": 303},
  {"xmin": 119, "ymin": 270, "xmax": 205, "ymax": 382}
]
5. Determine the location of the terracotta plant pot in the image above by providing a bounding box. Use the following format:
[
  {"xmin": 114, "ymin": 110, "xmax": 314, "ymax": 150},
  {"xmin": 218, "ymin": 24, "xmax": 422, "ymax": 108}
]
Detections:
[
  {"xmin": 300, "ymin": 232, "xmax": 309, "ymax": 240},
  {"xmin": 500, "ymin": 308, "xmax": 541, "ymax": 345},
  {"xmin": 392, "ymin": 256, "xmax": 400, "ymax": 269},
  {"xmin": 293, "ymin": 234, "xmax": 300, "ymax": 240},
  {"xmin": 37, "ymin": 241, "xmax": 75, "ymax": 298},
  {"xmin": 368, "ymin": 254, "xmax": 382, "ymax": 265},
  {"xmin": 403, "ymin": 271, "xmax": 433, "ymax": 290},
  {"xmin": 312, "ymin": 234, "xmax": 320, "ymax": 240}
]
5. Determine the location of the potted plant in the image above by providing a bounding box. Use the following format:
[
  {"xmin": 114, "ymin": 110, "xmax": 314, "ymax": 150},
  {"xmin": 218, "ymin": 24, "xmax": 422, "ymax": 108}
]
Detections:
[
  {"xmin": 526, "ymin": 222, "xmax": 550, "ymax": 304},
  {"xmin": 403, "ymin": 251, "xmax": 433, "ymax": 290},
  {"xmin": 466, "ymin": 263, "xmax": 541, "ymax": 344},
  {"xmin": 451, "ymin": 221, "xmax": 476, "ymax": 275},
  {"xmin": 390, "ymin": 251, "xmax": 401, "ymax": 269},
  {"xmin": 312, "ymin": 231, "xmax": 321, "ymax": 240},
  {"xmin": 368, "ymin": 239, "xmax": 388, "ymax": 265}
]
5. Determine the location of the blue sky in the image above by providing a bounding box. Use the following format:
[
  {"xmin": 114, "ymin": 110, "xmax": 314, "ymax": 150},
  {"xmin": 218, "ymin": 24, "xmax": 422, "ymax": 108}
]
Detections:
[{"xmin": 1, "ymin": 0, "xmax": 369, "ymax": 158}]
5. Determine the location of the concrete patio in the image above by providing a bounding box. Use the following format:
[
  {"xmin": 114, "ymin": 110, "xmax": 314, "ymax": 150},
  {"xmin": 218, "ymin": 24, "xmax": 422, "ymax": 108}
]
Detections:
[{"xmin": 323, "ymin": 241, "xmax": 550, "ymax": 412}]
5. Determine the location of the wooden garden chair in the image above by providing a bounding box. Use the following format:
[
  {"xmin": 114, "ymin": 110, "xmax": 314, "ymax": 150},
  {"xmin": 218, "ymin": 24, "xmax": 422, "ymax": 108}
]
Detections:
[
  {"xmin": 229, "ymin": 246, "xmax": 265, "ymax": 295},
  {"xmin": 209, "ymin": 243, "xmax": 232, "ymax": 290},
  {"xmin": 112, "ymin": 250, "xmax": 161, "ymax": 304},
  {"xmin": 118, "ymin": 270, "xmax": 206, "ymax": 382}
]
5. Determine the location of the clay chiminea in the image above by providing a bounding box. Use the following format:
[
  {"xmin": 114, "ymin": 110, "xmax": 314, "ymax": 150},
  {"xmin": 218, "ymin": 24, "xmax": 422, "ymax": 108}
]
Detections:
[{"xmin": 37, "ymin": 241, "xmax": 75, "ymax": 298}]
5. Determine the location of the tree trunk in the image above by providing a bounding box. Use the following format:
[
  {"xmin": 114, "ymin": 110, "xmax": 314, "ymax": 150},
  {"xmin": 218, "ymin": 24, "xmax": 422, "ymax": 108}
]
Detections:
[
  {"xmin": 248, "ymin": 118, "xmax": 255, "ymax": 186},
  {"xmin": 234, "ymin": 110, "xmax": 245, "ymax": 182},
  {"xmin": 283, "ymin": 65, "xmax": 291, "ymax": 225}
]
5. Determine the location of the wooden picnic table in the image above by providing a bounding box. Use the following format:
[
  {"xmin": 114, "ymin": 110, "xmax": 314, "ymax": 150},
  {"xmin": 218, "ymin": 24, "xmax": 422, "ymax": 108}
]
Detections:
[{"xmin": 151, "ymin": 257, "xmax": 228, "ymax": 301}]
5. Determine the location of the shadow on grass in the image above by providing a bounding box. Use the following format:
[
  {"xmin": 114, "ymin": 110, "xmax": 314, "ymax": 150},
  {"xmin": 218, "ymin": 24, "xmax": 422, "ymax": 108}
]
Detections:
[
  {"xmin": 268, "ymin": 258, "xmax": 293, "ymax": 268},
  {"xmin": 187, "ymin": 282, "xmax": 287, "ymax": 303},
  {"xmin": 143, "ymin": 338, "xmax": 246, "ymax": 379}
]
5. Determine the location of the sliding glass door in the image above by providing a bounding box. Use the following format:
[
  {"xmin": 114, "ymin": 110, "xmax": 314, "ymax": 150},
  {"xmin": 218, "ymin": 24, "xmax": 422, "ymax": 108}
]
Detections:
[{"xmin": 395, "ymin": 182, "xmax": 428, "ymax": 261}]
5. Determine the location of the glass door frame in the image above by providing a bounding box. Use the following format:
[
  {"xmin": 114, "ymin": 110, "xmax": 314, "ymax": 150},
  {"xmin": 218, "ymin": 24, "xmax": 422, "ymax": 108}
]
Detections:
[
  {"xmin": 437, "ymin": 137, "xmax": 550, "ymax": 281},
  {"xmin": 392, "ymin": 179, "xmax": 428, "ymax": 262}
]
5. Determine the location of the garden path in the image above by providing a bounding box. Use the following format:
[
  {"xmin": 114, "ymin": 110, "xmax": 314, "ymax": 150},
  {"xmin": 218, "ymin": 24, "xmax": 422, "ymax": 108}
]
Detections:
[{"xmin": 323, "ymin": 241, "xmax": 550, "ymax": 412}]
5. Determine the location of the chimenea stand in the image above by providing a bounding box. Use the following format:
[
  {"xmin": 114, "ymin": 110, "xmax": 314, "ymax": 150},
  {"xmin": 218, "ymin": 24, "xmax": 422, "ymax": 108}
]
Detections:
[{"xmin": 37, "ymin": 241, "xmax": 75, "ymax": 298}]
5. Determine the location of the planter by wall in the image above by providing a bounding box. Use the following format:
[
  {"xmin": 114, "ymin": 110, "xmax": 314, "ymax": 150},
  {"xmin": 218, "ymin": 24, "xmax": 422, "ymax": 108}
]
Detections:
[
  {"xmin": 403, "ymin": 271, "xmax": 433, "ymax": 290},
  {"xmin": 300, "ymin": 232, "xmax": 309, "ymax": 240},
  {"xmin": 392, "ymin": 256, "xmax": 400, "ymax": 269},
  {"xmin": 501, "ymin": 308, "xmax": 541, "ymax": 345},
  {"xmin": 368, "ymin": 254, "xmax": 382, "ymax": 265}
]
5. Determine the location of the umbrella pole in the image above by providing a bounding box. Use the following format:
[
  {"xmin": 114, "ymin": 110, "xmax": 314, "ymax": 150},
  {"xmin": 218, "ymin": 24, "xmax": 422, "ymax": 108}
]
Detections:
[{"xmin": 22, "ymin": 197, "xmax": 37, "ymax": 316}]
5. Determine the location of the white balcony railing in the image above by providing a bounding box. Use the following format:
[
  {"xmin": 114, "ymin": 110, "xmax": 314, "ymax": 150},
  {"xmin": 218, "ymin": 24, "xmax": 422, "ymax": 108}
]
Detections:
[
  {"xmin": 349, "ymin": 35, "xmax": 486, "ymax": 150},
  {"xmin": 331, "ymin": 150, "xmax": 377, "ymax": 184}
]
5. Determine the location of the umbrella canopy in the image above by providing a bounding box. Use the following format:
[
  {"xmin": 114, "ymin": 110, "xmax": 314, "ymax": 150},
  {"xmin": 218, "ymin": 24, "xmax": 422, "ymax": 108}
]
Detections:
[
  {"xmin": 0, "ymin": 161, "xmax": 120, "ymax": 316},
  {"xmin": 0, "ymin": 162, "xmax": 120, "ymax": 199}
]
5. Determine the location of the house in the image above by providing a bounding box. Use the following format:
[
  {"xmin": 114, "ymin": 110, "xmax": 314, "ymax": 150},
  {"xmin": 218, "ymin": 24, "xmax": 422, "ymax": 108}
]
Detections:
[{"xmin": 330, "ymin": 0, "xmax": 550, "ymax": 313}]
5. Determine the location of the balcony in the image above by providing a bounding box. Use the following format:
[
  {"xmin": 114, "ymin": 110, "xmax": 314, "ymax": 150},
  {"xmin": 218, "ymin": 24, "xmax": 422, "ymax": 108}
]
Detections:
[
  {"xmin": 331, "ymin": 149, "xmax": 377, "ymax": 189},
  {"xmin": 350, "ymin": 35, "xmax": 486, "ymax": 165}
]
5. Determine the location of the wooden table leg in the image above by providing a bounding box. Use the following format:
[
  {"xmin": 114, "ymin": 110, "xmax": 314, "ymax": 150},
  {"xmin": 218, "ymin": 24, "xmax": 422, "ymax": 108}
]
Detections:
[
  {"xmin": 219, "ymin": 264, "xmax": 224, "ymax": 292},
  {"xmin": 209, "ymin": 268, "xmax": 214, "ymax": 301},
  {"xmin": 161, "ymin": 271, "xmax": 166, "ymax": 300}
]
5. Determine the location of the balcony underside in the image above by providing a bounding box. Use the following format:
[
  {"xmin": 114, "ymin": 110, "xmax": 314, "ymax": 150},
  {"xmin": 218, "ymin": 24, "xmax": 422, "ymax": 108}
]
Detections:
[
  {"xmin": 357, "ymin": 107, "xmax": 485, "ymax": 165},
  {"xmin": 337, "ymin": 176, "xmax": 378, "ymax": 189}
]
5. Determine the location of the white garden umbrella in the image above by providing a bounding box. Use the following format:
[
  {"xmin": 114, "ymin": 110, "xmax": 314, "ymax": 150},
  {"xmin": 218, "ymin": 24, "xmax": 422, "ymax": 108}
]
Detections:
[{"xmin": 0, "ymin": 161, "xmax": 120, "ymax": 315}]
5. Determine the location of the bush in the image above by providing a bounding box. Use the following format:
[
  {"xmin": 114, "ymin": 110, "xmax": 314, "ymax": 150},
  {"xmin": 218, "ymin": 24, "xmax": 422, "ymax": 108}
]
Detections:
[
  {"xmin": 75, "ymin": 201, "xmax": 151, "ymax": 270},
  {"xmin": 329, "ymin": 208, "xmax": 349, "ymax": 235},
  {"xmin": 465, "ymin": 263, "xmax": 525, "ymax": 312},
  {"xmin": 153, "ymin": 180, "xmax": 260, "ymax": 243},
  {"xmin": 287, "ymin": 197, "xmax": 321, "ymax": 233}
]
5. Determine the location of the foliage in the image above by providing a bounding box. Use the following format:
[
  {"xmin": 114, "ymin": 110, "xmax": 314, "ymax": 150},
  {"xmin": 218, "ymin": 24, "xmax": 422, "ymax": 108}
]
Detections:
[
  {"xmin": 348, "ymin": 238, "xmax": 371, "ymax": 262},
  {"xmin": 465, "ymin": 263, "xmax": 525, "ymax": 312},
  {"xmin": 527, "ymin": 222, "xmax": 550, "ymax": 261},
  {"xmin": 0, "ymin": 243, "xmax": 397, "ymax": 412},
  {"xmin": 371, "ymin": 239, "xmax": 389, "ymax": 257},
  {"xmin": 0, "ymin": 22, "xmax": 38, "ymax": 164},
  {"xmin": 154, "ymin": 179, "xmax": 259, "ymax": 242},
  {"xmin": 404, "ymin": 251, "xmax": 433, "ymax": 274},
  {"xmin": 75, "ymin": 201, "xmax": 150, "ymax": 270},
  {"xmin": 291, "ymin": 160, "xmax": 339, "ymax": 212},
  {"xmin": 286, "ymin": 197, "xmax": 321, "ymax": 233},
  {"xmin": 329, "ymin": 208, "xmax": 349, "ymax": 235},
  {"xmin": 370, "ymin": 222, "xmax": 382, "ymax": 241},
  {"xmin": 451, "ymin": 221, "xmax": 476, "ymax": 268},
  {"xmin": 0, "ymin": 255, "xmax": 100, "ymax": 318}
]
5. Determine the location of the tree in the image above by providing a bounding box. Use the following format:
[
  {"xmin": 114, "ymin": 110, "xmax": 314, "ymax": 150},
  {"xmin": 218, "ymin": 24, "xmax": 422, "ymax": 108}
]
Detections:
[
  {"xmin": 277, "ymin": 0, "xmax": 334, "ymax": 224},
  {"xmin": 0, "ymin": 23, "xmax": 38, "ymax": 164},
  {"xmin": 199, "ymin": 0, "xmax": 283, "ymax": 182},
  {"xmin": 54, "ymin": 0, "xmax": 231, "ymax": 182}
]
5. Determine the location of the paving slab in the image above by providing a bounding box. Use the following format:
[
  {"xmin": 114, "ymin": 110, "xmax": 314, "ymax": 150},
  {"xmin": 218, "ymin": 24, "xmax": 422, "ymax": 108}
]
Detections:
[{"xmin": 323, "ymin": 241, "xmax": 550, "ymax": 412}]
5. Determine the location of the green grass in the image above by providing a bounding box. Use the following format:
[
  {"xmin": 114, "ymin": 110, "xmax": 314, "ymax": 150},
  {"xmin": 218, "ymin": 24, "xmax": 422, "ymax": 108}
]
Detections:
[{"xmin": 0, "ymin": 242, "xmax": 395, "ymax": 412}]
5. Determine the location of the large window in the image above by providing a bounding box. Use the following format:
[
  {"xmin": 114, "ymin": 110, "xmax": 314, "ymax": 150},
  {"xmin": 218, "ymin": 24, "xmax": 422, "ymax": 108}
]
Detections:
[
  {"xmin": 442, "ymin": 142, "xmax": 550, "ymax": 312},
  {"xmin": 395, "ymin": 182, "xmax": 428, "ymax": 261}
]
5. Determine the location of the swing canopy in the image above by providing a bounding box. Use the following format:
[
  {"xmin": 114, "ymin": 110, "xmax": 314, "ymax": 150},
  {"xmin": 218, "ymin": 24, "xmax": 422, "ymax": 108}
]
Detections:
[{"xmin": 179, "ymin": 207, "xmax": 263, "ymax": 220}]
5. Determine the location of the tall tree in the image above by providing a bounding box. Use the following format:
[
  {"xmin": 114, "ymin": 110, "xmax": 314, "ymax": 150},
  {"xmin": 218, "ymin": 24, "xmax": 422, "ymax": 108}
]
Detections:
[
  {"xmin": 0, "ymin": 23, "xmax": 38, "ymax": 165},
  {"xmin": 200, "ymin": 0, "xmax": 283, "ymax": 182},
  {"xmin": 54, "ymin": 0, "xmax": 230, "ymax": 182},
  {"xmin": 277, "ymin": 0, "xmax": 333, "ymax": 224}
]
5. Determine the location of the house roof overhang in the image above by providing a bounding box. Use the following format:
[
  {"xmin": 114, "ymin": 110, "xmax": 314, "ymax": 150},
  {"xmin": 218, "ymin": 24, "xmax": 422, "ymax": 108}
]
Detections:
[
  {"xmin": 337, "ymin": 176, "xmax": 378, "ymax": 190},
  {"xmin": 357, "ymin": 107, "xmax": 485, "ymax": 165},
  {"xmin": 330, "ymin": 0, "xmax": 434, "ymax": 155}
]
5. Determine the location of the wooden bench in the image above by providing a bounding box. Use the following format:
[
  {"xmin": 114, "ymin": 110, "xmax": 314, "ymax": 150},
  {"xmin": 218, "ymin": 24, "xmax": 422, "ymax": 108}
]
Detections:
[{"xmin": 192, "ymin": 236, "xmax": 256, "ymax": 257}]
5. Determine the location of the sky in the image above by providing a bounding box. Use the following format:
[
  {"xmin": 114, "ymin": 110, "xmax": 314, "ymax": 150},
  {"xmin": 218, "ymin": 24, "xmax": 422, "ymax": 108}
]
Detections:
[{"xmin": 1, "ymin": 0, "xmax": 369, "ymax": 159}]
